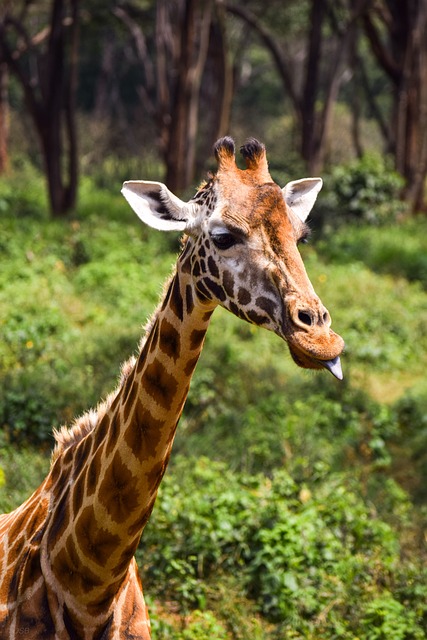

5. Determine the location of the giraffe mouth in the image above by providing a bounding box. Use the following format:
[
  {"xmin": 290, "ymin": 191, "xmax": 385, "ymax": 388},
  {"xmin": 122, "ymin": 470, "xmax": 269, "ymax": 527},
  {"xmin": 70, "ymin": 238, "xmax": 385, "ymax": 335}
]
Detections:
[{"xmin": 287, "ymin": 337, "xmax": 345, "ymax": 380}]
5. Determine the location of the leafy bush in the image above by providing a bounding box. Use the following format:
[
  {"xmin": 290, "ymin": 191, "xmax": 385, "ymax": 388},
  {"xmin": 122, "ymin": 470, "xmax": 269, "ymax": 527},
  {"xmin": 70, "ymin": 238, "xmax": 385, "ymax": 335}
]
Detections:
[
  {"xmin": 0, "ymin": 447, "xmax": 49, "ymax": 514},
  {"xmin": 317, "ymin": 153, "xmax": 406, "ymax": 228},
  {"xmin": 392, "ymin": 389, "xmax": 427, "ymax": 502},
  {"xmin": 147, "ymin": 602, "xmax": 231, "ymax": 640},
  {"xmin": 305, "ymin": 258, "xmax": 427, "ymax": 380},
  {"xmin": 360, "ymin": 594, "xmax": 425, "ymax": 640},
  {"xmin": 138, "ymin": 457, "xmax": 426, "ymax": 638},
  {"xmin": 180, "ymin": 611, "xmax": 229, "ymax": 640}
]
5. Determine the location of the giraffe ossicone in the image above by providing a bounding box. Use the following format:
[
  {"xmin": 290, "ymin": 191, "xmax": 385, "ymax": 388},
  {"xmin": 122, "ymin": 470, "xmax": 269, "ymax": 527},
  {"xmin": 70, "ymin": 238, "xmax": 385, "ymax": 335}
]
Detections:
[{"xmin": 0, "ymin": 137, "xmax": 344, "ymax": 639}]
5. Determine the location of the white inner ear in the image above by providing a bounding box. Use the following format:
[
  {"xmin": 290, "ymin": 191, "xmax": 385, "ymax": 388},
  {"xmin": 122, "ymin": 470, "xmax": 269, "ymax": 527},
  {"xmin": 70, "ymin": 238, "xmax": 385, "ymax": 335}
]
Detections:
[
  {"xmin": 121, "ymin": 181, "xmax": 188, "ymax": 232},
  {"xmin": 282, "ymin": 177, "xmax": 323, "ymax": 223}
]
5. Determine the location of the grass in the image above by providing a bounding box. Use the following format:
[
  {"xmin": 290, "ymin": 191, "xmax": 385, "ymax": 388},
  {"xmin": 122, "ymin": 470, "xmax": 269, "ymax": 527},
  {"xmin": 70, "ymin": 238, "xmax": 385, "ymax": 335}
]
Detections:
[{"xmin": 317, "ymin": 219, "xmax": 427, "ymax": 288}]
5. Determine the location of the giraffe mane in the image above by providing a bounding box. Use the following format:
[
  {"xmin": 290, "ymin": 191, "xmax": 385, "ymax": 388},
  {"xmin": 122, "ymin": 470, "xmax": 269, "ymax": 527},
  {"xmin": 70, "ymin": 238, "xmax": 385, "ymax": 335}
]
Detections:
[{"xmin": 51, "ymin": 355, "xmax": 137, "ymax": 463}]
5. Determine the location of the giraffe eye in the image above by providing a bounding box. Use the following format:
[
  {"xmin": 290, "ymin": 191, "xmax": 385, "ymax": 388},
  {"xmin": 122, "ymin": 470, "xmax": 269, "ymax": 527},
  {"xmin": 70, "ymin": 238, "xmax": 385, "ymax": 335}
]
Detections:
[{"xmin": 210, "ymin": 232, "xmax": 238, "ymax": 250}]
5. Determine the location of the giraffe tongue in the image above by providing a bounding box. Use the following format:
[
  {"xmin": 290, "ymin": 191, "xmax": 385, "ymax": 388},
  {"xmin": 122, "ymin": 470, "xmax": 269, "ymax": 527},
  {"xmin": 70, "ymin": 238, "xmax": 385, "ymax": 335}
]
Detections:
[{"xmin": 320, "ymin": 356, "xmax": 343, "ymax": 381}]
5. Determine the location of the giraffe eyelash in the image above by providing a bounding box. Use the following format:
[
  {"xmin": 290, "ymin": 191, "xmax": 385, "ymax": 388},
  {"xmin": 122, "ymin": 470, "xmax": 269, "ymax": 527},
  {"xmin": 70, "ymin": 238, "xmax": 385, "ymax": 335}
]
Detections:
[{"xmin": 298, "ymin": 227, "xmax": 312, "ymax": 245}]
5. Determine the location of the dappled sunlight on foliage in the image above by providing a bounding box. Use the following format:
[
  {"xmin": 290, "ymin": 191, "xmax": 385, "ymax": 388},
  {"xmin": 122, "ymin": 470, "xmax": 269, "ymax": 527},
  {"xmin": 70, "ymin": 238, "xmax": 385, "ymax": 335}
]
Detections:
[{"xmin": 139, "ymin": 456, "xmax": 427, "ymax": 638}]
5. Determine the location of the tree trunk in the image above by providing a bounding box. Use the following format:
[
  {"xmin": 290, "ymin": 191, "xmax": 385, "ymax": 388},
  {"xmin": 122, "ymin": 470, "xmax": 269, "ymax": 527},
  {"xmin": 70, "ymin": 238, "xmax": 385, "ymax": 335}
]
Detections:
[
  {"xmin": 94, "ymin": 37, "xmax": 116, "ymax": 121},
  {"xmin": 0, "ymin": 62, "xmax": 9, "ymax": 174},
  {"xmin": 42, "ymin": 0, "xmax": 79, "ymax": 216},
  {"xmin": 363, "ymin": 0, "xmax": 427, "ymax": 212},
  {"xmin": 213, "ymin": 4, "xmax": 233, "ymax": 141},
  {"xmin": 396, "ymin": 4, "xmax": 427, "ymax": 211},
  {"xmin": 165, "ymin": 0, "xmax": 213, "ymax": 193},
  {"xmin": 0, "ymin": 0, "xmax": 79, "ymax": 216},
  {"xmin": 307, "ymin": 0, "xmax": 370, "ymax": 173},
  {"xmin": 349, "ymin": 35, "xmax": 364, "ymax": 158},
  {"xmin": 301, "ymin": 0, "xmax": 326, "ymax": 169},
  {"xmin": 196, "ymin": 4, "xmax": 233, "ymax": 176},
  {"xmin": 225, "ymin": 1, "xmax": 363, "ymax": 175}
]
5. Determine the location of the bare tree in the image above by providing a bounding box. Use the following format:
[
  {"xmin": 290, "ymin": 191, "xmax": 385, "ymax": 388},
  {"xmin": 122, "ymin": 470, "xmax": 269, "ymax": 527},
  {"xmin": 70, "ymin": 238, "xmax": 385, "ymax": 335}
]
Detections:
[
  {"xmin": 0, "ymin": 0, "xmax": 80, "ymax": 216},
  {"xmin": 226, "ymin": 0, "xmax": 370, "ymax": 174}
]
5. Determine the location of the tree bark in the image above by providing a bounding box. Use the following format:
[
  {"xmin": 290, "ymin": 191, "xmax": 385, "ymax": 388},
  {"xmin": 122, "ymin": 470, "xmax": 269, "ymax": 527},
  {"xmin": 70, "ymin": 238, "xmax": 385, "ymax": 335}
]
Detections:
[
  {"xmin": 363, "ymin": 0, "xmax": 427, "ymax": 212},
  {"xmin": 115, "ymin": 0, "xmax": 228, "ymax": 193},
  {"xmin": 165, "ymin": 0, "xmax": 213, "ymax": 193},
  {"xmin": 0, "ymin": 62, "xmax": 9, "ymax": 174},
  {"xmin": 301, "ymin": 0, "xmax": 326, "ymax": 168},
  {"xmin": 196, "ymin": 4, "xmax": 233, "ymax": 174},
  {"xmin": 0, "ymin": 0, "xmax": 80, "ymax": 216}
]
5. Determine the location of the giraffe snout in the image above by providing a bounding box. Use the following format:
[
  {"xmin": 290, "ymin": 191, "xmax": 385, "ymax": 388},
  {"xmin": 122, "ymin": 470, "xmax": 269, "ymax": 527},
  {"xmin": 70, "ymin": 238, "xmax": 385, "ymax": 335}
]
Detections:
[{"xmin": 284, "ymin": 296, "xmax": 344, "ymax": 376}]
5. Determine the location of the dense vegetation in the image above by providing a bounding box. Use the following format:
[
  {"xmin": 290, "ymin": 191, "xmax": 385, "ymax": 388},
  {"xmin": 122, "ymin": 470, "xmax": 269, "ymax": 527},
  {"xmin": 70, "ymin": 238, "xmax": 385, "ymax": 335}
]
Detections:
[{"xmin": 1, "ymin": 159, "xmax": 427, "ymax": 638}]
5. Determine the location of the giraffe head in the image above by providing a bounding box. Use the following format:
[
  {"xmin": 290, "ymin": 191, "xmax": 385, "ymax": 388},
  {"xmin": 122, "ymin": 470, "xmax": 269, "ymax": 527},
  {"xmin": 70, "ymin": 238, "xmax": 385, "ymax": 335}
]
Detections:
[{"xmin": 122, "ymin": 137, "xmax": 344, "ymax": 379}]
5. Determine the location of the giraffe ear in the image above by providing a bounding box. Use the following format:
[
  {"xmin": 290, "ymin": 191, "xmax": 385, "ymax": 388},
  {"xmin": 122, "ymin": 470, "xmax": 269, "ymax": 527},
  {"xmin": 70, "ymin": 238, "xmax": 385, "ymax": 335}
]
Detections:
[
  {"xmin": 282, "ymin": 178, "xmax": 323, "ymax": 223},
  {"xmin": 121, "ymin": 180, "xmax": 189, "ymax": 231}
]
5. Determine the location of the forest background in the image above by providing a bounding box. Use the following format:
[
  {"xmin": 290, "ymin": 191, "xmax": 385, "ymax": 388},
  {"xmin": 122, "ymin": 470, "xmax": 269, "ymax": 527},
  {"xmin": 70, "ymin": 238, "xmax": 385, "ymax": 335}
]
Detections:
[{"xmin": 1, "ymin": 0, "xmax": 427, "ymax": 638}]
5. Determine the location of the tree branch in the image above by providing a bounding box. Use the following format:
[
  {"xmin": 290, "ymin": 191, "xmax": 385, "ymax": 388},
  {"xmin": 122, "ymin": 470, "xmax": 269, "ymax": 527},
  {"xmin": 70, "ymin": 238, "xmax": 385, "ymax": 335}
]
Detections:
[
  {"xmin": 112, "ymin": 5, "xmax": 156, "ymax": 119},
  {"xmin": 224, "ymin": 2, "xmax": 300, "ymax": 113},
  {"xmin": 362, "ymin": 12, "xmax": 400, "ymax": 83}
]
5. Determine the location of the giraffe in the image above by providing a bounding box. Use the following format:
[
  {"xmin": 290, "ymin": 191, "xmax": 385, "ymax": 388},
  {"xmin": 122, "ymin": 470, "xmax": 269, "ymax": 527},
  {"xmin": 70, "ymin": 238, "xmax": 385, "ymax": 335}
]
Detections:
[{"xmin": 0, "ymin": 137, "xmax": 344, "ymax": 639}]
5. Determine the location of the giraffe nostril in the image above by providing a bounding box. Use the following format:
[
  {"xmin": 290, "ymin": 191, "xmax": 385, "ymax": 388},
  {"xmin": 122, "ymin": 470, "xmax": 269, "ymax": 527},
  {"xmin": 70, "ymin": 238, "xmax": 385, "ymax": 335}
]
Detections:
[
  {"xmin": 322, "ymin": 312, "xmax": 329, "ymax": 324},
  {"xmin": 298, "ymin": 311, "xmax": 312, "ymax": 326}
]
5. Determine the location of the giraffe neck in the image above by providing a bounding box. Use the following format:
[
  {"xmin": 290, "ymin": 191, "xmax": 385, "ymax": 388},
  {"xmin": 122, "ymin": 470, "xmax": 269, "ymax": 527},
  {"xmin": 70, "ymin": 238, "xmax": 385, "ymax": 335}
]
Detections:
[{"xmin": 44, "ymin": 248, "xmax": 214, "ymax": 615}]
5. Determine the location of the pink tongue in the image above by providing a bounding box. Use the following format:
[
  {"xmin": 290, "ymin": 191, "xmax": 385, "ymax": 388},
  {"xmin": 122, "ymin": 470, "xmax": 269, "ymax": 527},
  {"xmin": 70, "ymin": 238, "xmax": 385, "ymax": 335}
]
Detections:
[{"xmin": 321, "ymin": 357, "xmax": 343, "ymax": 380}]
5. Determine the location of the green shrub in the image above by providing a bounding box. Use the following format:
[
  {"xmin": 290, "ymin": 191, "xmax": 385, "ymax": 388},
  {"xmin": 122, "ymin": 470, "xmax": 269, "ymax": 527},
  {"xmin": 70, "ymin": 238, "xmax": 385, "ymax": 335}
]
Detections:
[
  {"xmin": 244, "ymin": 471, "xmax": 399, "ymax": 626},
  {"xmin": 85, "ymin": 153, "xmax": 165, "ymax": 193},
  {"xmin": 317, "ymin": 153, "xmax": 406, "ymax": 228},
  {"xmin": 307, "ymin": 258, "xmax": 427, "ymax": 377},
  {"xmin": 0, "ymin": 447, "xmax": 50, "ymax": 513},
  {"xmin": 147, "ymin": 601, "xmax": 232, "ymax": 640},
  {"xmin": 138, "ymin": 456, "xmax": 425, "ymax": 638},
  {"xmin": 0, "ymin": 184, "xmax": 176, "ymax": 444},
  {"xmin": 180, "ymin": 611, "xmax": 229, "ymax": 640},
  {"xmin": 359, "ymin": 593, "xmax": 425, "ymax": 640},
  {"xmin": 392, "ymin": 389, "xmax": 427, "ymax": 502}
]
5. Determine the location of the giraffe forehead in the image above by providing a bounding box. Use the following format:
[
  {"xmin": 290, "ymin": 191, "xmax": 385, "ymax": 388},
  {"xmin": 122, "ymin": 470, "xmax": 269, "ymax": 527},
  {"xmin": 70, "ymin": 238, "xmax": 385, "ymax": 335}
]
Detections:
[{"xmin": 213, "ymin": 179, "xmax": 295, "ymax": 240}]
